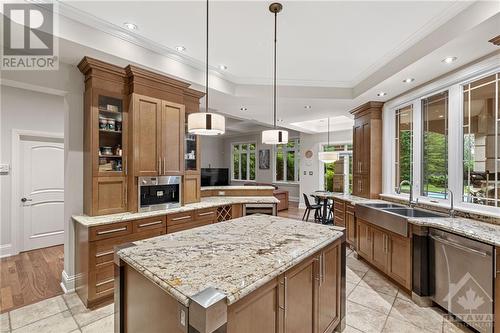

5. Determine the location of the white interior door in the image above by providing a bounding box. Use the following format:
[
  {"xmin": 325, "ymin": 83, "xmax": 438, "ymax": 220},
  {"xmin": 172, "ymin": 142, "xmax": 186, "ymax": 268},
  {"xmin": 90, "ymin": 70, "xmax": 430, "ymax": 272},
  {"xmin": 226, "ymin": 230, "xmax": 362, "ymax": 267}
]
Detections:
[{"xmin": 20, "ymin": 137, "xmax": 64, "ymax": 251}]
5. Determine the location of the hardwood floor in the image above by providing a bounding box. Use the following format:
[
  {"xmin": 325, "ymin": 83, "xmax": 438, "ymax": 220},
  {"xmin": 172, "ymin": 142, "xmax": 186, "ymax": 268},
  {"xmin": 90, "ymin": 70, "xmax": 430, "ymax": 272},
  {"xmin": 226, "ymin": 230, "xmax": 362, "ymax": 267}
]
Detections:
[
  {"xmin": 278, "ymin": 202, "xmax": 306, "ymax": 220},
  {"xmin": 0, "ymin": 245, "xmax": 64, "ymax": 314}
]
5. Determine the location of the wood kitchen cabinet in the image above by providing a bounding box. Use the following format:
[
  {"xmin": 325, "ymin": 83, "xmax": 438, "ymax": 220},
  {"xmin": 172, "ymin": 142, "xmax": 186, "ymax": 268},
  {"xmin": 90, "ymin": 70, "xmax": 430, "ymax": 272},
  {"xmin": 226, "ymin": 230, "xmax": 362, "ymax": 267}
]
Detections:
[
  {"xmin": 183, "ymin": 173, "xmax": 201, "ymax": 204},
  {"xmin": 79, "ymin": 57, "xmax": 204, "ymax": 215},
  {"xmin": 283, "ymin": 256, "xmax": 316, "ymax": 332},
  {"xmin": 356, "ymin": 218, "xmax": 411, "ymax": 290},
  {"xmin": 75, "ymin": 216, "xmax": 166, "ymax": 308},
  {"xmin": 357, "ymin": 219, "xmax": 372, "ymax": 259},
  {"xmin": 317, "ymin": 241, "xmax": 341, "ymax": 333},
  {"xmin": 351, "ymin": 102, "xmax": 383, "ymax": 198},
  {"xmin": 345, "ymin": 204, "xmax": 356, "ymax": 247}
]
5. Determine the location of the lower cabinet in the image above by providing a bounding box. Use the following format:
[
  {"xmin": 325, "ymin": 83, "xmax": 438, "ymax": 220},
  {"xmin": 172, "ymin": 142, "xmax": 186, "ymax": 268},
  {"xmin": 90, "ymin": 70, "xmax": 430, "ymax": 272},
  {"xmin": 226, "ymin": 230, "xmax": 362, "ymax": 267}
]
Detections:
[
  {"xmin": 76, "ymin": 216, "xmax": 166, "ymax": 308},
  {"xmin": 356, "ymin": 219, "xmax": 411, "ymax": 290},
  {"xmin": 225, "ymin": 240, "xmax": 342, "ymax": 333},
  {"xmin": 345, "ymin": 205, "xmax": 356, "ymax": 247}
]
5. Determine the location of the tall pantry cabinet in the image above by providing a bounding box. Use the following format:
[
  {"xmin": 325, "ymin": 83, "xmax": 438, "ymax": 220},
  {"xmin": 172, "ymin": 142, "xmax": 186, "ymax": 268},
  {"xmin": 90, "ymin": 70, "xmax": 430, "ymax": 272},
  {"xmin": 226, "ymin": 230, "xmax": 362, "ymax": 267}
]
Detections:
[
  {"xmin": 79, "ymin": 57, "xmax": 204, "ymax": 216},
  {"xmin": 351, "ymin": 101, "xmax": 383, "ymax": 199}
]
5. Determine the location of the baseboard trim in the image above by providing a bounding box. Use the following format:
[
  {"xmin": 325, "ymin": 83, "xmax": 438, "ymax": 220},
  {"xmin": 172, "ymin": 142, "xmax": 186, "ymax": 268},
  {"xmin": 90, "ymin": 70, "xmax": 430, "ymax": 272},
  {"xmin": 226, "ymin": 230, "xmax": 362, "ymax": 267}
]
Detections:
[
  {"xmin": 61, "ymin": 270, "xmax": 77, "ymax": 293},
  {"xmin": 0, "ymin": 244, "xmax": 13, "ymax": 258}
]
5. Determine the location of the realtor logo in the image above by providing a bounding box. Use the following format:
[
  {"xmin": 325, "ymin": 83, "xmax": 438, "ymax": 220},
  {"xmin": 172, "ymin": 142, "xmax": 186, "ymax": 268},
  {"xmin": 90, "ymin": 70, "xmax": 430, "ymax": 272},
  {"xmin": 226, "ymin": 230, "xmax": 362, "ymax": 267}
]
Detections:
[{"xmin": 2, "ymin": 2, "xmax": 58, "ymax": 70}]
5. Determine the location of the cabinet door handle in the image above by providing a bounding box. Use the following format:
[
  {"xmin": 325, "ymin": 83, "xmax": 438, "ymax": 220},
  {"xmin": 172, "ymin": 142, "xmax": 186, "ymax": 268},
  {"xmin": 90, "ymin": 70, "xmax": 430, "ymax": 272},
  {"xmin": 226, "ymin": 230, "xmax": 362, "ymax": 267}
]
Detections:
[
  {"xmin": 158, "ymin": 158, "xmax": 161, "ymax": 174},
  {"xmin": 283, "ymin": 276, "xmax": 288, "ymax": 319},
  {"xmin": 172, "ymin": 215, "xmax": 191, "ymax": 221},
  {"xmin": 96, "ymin": 226, "xmax": 127, "ymax": 235},
  {"xmin": 163, "ymin": 157, "xmax": 166, "ymax": 174},
  {"xmin": 138, "ymin": 220, "xmax": 163, "ymax": 228},
  {"xmin": 95, "ymin": 250, "xmax": 114, "ymax": 258},
  {"xmin": 322, "ymin": 253, "xmax": 326, "ymax": 284}
]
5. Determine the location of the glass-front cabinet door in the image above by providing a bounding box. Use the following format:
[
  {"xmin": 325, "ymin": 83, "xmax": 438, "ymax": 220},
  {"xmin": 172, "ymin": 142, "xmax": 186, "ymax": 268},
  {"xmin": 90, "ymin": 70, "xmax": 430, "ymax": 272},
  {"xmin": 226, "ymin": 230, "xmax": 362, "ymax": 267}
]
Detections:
[
  {"xmin": 184, "ymin": 113, "xmax": 199, "ymax": 172},
  {"xmin": 95, "ymin": 91, "xmax": 127, "ymax": 176}
]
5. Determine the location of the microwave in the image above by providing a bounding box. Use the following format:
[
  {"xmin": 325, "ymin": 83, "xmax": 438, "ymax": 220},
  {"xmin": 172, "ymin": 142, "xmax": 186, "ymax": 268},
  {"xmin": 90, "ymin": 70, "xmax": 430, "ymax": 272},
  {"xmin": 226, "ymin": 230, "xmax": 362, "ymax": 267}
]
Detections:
[{"xmin": 138, "ymin": 176, "xmax": 181, "ymax": 212}]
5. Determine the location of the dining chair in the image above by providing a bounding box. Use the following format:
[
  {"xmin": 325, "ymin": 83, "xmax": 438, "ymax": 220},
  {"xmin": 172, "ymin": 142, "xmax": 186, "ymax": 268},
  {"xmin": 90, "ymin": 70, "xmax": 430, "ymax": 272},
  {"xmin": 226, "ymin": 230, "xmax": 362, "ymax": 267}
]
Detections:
[{"xmin": 303, "ymin": 193, "xmax": 322, "ymax": 222}]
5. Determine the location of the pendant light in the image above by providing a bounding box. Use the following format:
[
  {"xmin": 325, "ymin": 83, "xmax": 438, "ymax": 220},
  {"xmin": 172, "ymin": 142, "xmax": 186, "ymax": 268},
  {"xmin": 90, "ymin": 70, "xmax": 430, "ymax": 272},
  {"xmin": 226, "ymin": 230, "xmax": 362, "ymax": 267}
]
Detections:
[
  {"xmin": 188, "ymin": 0, "xmax": 225, "ymax": 136},
  {"xmin": 262, "ymin": 3, "xmax": 288, "ymax": 145},
  {"xmin": 318, "ymin": 117, "xmax": 339, "ymax": 163}
]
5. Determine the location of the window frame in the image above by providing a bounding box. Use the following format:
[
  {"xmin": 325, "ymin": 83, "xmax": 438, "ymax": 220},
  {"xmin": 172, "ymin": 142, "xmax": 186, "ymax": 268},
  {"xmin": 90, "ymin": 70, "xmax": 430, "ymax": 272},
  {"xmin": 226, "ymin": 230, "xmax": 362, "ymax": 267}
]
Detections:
[
  {"xmin": 319, "ymin": 142, "xmax": 352, "ymax": 194},
  {"xmin": 273, "ymin": 138, "xmax": 300, "ymax": 184},
  {"xmin": 384, "ymin": 65, "xmax": 500, "ymax": 216},
  {"xmin": 231, "ymin": 142, "xmax": 256, "ymax": 182}
]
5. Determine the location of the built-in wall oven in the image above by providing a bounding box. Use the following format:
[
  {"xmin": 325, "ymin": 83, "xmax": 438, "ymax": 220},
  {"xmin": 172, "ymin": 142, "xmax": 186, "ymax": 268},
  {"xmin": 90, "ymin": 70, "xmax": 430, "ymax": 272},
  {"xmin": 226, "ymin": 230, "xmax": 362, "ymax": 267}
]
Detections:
[{"xmin": 138, "ymin": 176, "xmax": 181, "ymax": 212}]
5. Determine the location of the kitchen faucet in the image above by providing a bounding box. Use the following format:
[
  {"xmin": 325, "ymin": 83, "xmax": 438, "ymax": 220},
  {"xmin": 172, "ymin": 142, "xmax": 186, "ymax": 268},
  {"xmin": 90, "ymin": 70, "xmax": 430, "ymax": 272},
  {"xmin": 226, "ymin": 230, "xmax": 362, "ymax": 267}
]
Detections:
[
  {"xmin": 396, "ymin": 180, "xmax": 418, "ymax": 208},
  {"xmin": 445, "ymin": 188, "xmax": 455, "ymax": 218}
]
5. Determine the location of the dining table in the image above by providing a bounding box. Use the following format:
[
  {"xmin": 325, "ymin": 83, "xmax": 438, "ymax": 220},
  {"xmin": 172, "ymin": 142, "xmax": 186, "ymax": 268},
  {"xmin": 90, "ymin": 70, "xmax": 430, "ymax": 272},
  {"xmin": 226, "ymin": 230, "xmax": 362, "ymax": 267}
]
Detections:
[{"xmin": 311, "ymin": 190, "xmax": 339, "ymax": 224}]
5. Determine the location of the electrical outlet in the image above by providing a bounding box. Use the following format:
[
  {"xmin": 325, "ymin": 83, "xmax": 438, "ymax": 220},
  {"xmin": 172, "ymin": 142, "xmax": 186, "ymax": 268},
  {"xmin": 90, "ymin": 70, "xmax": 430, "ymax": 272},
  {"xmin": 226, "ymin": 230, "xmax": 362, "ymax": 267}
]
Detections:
[
  {"xmin": 309, "ymin": 171, "xmax": 313, "ymax": 176},
  {"xmin": 0, "ymin": 164, "xmax": 10, "ymax": 174}
]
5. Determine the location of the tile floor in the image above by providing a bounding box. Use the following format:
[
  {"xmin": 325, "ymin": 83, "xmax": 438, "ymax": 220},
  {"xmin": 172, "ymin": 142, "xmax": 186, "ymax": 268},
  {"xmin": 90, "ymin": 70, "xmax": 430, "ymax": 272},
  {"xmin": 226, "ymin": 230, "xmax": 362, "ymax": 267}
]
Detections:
[{"xmin": 0, "ymin": 248, "xmax": 474, "ymax": 333}]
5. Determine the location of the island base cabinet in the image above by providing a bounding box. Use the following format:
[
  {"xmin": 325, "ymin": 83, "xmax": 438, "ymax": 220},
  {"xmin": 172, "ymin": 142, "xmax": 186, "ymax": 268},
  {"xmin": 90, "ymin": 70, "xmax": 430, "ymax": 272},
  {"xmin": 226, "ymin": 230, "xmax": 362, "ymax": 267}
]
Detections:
[{"xmin": 114, "ymin": 238, "xmax": 345, "ymax": 333}]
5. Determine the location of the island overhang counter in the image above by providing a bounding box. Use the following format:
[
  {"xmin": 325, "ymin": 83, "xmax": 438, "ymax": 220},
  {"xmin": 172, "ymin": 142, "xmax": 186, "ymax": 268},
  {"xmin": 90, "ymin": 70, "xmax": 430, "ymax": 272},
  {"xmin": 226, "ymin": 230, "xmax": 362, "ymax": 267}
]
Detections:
[{"xmin": 114, "ymin": 215, "xmax": 346, "ymax": 333}]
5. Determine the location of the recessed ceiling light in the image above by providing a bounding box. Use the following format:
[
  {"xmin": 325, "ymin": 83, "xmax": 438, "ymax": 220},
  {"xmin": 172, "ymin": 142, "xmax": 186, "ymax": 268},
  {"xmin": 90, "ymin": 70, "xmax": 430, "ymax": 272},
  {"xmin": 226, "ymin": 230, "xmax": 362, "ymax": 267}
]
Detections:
[
  {"xmin": 403, "ymin": 78, "xmax": 415, "ymax": 83},
  {"xmin": 219, "ymin": 64, "xmax": 228, "ymax": 70},
  {"xmin": 304, "ymin": 105, "xmax": 312, "ymax": 109},
  {"xmin": 240, "ymin": 106, "xmax": 247, "ymax": 111},
  {"xmin": 377, "ymin": 92, "xmax": 387, "ymax": 97},
  {"xmin": 175, "ymin": 46, "xmax": 186, "ymax": 52},
  {"xmin": 123, "ymin": 22, "xmax": 138, "ymax": 31},
  {"xmin": 442, "ymin": 56, "xmax": 457, "ymax": 64}
]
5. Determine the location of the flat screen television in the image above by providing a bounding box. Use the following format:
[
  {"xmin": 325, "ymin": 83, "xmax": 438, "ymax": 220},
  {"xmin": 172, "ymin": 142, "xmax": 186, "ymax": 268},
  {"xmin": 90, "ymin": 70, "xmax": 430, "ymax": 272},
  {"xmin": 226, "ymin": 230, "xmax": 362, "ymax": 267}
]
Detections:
[{"xmin": 201, "ymin": 168, "xmax": 229, "ymax": 186}]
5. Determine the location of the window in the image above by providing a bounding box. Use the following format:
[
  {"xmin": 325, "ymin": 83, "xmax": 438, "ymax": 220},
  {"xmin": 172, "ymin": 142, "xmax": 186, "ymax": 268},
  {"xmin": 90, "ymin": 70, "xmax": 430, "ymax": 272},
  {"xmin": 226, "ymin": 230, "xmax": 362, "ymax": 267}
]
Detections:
[
  {"xmin": 322, "ymin": 144, "xmax": 352, "ymax": 192},
  {"xmin": 422, "ymin": 91, "xmax": 448, "ymax": 199},
  {"xmin": 394, "ymin": 105, "xmax": 413, "ymax": 193},
  {"xmin": 275, "ymin": 139, "xmax": 300, "ymax": 182},
  {"xmin": 232, "ymin": 143, "xmax": 256, "ymax": 181},
  {"xmin": 463, "ymin": 73, "xmax": 500, "ymax": 207}
]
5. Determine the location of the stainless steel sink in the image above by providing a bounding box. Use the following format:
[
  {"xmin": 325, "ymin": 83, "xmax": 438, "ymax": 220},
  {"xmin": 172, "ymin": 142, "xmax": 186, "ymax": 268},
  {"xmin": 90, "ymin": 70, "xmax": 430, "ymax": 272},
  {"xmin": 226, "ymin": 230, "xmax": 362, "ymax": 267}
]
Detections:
[
  {"xmin": 382, "ymin": 207, "xmax": 444, "ymax": 218},
  {"xmin": 355, "ymin": 203, "xmax": 444, "ymax": 237},
  {"xmin": 363, "ymin": 203, "xmax": 405, "ymax": 209}
]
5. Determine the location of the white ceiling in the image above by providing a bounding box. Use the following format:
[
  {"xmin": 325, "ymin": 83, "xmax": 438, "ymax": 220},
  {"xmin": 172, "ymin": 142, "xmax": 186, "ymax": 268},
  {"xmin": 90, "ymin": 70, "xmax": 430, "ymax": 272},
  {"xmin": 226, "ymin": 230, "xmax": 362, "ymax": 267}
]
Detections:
[
  {"xmin": 19, "ymin": 1, "xmax": 500, "ymax": 134},
  {"xmin": 65, "ymin": 0, "xmax": 471, "ymax": 87}
]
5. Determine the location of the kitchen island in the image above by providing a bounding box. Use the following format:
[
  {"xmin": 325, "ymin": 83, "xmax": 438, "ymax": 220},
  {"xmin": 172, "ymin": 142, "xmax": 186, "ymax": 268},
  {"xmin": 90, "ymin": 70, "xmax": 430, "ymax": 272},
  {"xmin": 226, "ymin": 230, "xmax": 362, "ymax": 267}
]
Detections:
[{"xmin": 114, "ymin": 215, "xmax": 346, "ymax": 333}]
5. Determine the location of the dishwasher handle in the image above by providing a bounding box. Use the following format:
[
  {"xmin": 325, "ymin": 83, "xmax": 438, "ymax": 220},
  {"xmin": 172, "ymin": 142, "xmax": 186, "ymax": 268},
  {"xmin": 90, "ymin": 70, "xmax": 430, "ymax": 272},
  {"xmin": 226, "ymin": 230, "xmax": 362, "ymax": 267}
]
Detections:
[{"xmin": 430, "ymin": 234, "xmax": 490, "ymax": 257}]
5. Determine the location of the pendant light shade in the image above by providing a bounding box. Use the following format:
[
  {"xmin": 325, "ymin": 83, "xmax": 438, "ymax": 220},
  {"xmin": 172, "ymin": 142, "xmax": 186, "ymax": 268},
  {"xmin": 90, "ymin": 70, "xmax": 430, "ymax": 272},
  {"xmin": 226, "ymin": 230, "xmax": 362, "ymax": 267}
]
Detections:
[
  {"xmin": 262, "ymin": 3, "xmax": 288, "ymax": 145},
  {"xmin": 187, "ymin": 0, "xmax": 225, "ymax": 136},
  {"xmin": 187, "ymin": 112, "xmax": 225, "ymax": 135},
  {"xmin": 318, "ymin": 151, "xmax": 339, "ymax": 163},
  {"xmin": 319, "ymin": 117, "xmax": 339, "ymax": 163},
  {"xmin": 262, "ymin": 129, "xmax": 288, "ymax": 145}
]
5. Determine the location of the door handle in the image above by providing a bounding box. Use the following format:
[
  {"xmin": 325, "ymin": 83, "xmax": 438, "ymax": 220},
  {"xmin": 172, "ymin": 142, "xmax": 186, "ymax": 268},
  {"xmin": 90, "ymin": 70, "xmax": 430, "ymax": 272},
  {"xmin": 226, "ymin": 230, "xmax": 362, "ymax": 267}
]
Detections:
[
  {"xmin": 163, "ymin": 157, "xmax": 166, "ymax": 174},
  {"xmin": 21, "ymin": 197, "xmax": 32, "ymax": 203}
]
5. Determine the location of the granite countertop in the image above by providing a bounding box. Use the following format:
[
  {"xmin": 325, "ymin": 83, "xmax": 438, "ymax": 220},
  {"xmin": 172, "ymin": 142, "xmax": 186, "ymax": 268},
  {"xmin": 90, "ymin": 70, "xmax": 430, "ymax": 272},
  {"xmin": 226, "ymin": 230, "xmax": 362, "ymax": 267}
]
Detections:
[
  {"xmin": 201, "ymin": 185, "xmax": 275, "ymax": 191},
  {"xmin": 331, "ymin": 193, "xmax": 500, "ymax": 246},
  {"xmin": 73, "ymin": 196, "xmax": 279, "ymax": 227},
  {"xmin": 117, "ymin": 215, "xmax": 344, "ymax": 306},
  {"xmin": 408, "ymin": 216, "xmax": 500, "ymax": 247}
]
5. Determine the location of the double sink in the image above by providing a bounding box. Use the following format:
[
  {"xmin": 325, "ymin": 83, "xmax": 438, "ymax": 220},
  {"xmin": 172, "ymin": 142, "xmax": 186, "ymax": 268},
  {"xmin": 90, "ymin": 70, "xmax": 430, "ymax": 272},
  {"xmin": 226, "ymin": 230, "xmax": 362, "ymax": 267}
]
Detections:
[{"xmin": 355, "ymin": 202, "xmax": 444, "ymax": 237}]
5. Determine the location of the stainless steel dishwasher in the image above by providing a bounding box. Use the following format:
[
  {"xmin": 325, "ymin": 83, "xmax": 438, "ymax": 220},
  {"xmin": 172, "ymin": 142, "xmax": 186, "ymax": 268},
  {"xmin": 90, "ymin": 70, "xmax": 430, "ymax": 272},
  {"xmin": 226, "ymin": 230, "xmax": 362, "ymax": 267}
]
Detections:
[{"xmin": 429, "ymin": 228, "xmax": 494, "ymax": 333}]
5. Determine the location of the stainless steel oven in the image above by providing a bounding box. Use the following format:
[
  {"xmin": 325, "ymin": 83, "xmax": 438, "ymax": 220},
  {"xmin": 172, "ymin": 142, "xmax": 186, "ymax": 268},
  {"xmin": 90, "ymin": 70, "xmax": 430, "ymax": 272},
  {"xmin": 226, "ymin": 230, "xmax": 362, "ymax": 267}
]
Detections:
[{"xmin": 138, "ymin": 176, "xmax": 181, "ymax": 212}]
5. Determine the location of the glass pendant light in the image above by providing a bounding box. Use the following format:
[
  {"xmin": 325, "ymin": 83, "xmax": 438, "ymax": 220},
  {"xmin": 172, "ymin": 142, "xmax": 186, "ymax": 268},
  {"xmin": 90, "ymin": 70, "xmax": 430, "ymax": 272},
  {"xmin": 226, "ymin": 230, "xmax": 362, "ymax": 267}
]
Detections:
[
  {"xmin": 318, "ymin": 117, "xmax": 339, "ymax": 163},
  {"xmin": 262, "ymin": 3, "xmax": 288, "ymax": 145},
  {"xmin": 188, "ymin": 0, "xmax": 225, "ymax": 136}
]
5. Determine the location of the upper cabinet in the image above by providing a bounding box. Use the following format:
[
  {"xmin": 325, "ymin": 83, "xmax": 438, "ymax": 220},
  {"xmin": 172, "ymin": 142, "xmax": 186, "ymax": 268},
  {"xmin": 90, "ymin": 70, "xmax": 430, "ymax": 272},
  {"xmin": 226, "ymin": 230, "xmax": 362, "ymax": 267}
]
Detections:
[
  {"xmin": 79, "ymin": 57, "xmax": 204, "ymax": 216},
  {"xmin": 351, "ymin": 101, "xmax": 383, "ymax": 199}
]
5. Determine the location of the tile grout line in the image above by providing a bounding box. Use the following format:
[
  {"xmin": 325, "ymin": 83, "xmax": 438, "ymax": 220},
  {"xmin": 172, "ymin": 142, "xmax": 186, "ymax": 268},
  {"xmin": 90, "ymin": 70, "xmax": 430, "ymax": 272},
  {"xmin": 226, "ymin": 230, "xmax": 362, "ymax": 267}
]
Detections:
[
  {"xmin": 61, "ymin": 294, "xmax": 82, "ymax": 332},
  {"xmin": 379, "ymin": 290, "xmax": 399, "ymax": 333}
]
